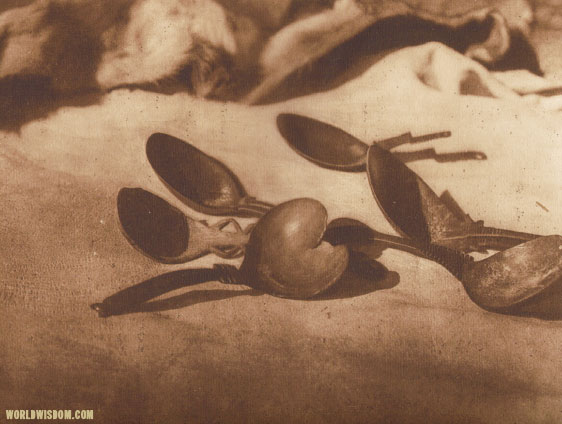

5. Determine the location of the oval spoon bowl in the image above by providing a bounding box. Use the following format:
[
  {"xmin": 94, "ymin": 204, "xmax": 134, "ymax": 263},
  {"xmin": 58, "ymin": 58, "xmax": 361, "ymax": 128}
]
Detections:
[
  {"xmin": 462, "ymin": 235, "xmax": 562, "ymax": 309},
  {"xmin": 146, "ymin": 133, "xmax": 251, "ymax": 216},
  {"xmin": 277, "ymin": 113, "xmax": 368, "ymax": 171},
  {"xmin": 240, "ymin": 198, "xmax": 350, "ymax": 299},
  {"xmin": 117, "ymin": 187, "xmax": 190, "ymax": 263}
]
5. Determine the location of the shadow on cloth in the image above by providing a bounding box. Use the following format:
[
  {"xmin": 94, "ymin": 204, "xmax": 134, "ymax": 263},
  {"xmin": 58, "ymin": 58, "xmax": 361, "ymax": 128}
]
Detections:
[
  {"xmin": 492, "ymin": 277, "xmax": 562, "ymax": 321},
  {"xmin": 92, "ymin": 256, "xmax": 562, "ymax": 320},
  {"xmin": 91, "ymin": 259, "xmax": 400, "ymax": 317},
  {"xmin": 0, "ymin": 76, "xmax": 103, "ymax": 132}
]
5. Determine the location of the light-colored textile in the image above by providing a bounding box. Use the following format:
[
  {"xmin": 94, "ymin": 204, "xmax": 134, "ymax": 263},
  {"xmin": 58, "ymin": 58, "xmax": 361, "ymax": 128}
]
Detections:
[{"xmin": 1, "ymin": 41, "xmax": 561, "ymax": 423}]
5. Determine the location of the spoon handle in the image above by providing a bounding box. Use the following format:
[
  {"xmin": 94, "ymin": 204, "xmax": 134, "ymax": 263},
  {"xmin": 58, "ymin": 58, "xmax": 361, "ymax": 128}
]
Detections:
[
  {"xmin": 237, "ymin": 197, "xmax": 275, "ymax": 217},
  {"xmin": 437, "ymin": 226, "xmax": 539, "ymax": 252},
  {"xmin": 359, "ymin": 232, "xmax": 473, "ymax": 280},
  {"xmin": 411, "ymin": 239, "xmax": 473, "ymax": 280},
  {"xmin": 410, "ymin": 131, "xmax": 452, "ymax": 143},
  {"xmin": 477, "ymin": 226, "xmax": 538, "ymax": 242}
]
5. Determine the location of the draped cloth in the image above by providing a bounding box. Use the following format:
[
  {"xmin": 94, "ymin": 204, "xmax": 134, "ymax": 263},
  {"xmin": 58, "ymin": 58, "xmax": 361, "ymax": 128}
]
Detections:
[{"xmin": 1, "ymin": 1, "xmax": 562, "ymax": 423}]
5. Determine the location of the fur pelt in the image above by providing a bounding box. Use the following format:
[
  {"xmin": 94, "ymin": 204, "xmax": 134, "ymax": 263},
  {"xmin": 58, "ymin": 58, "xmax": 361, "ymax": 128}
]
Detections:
[{"xmin": 0, "ymin": 0, "xmax": 533, "ymax": 105}]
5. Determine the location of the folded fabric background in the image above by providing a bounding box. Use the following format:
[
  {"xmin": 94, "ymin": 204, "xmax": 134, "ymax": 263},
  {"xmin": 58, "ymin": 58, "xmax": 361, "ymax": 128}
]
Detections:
[{"xmin": 0, "ymin": 0, "xmax": 554, "ymax": 129}]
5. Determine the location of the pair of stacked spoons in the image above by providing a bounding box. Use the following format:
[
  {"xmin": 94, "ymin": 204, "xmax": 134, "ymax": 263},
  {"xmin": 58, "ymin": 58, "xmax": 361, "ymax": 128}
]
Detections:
[{"xmin": 277, "ymin": 113, "xmax": 539, "ymax": 253}]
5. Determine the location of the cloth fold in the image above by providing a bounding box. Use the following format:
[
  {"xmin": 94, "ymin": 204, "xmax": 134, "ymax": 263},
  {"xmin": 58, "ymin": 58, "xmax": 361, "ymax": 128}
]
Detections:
[
  {"xmin": 0, "ymin": 0, "xmax": 543, "ymax": 122},
  {"xmin": 244, "ymin": 0, "xmax": 537, "ymax": 103}
]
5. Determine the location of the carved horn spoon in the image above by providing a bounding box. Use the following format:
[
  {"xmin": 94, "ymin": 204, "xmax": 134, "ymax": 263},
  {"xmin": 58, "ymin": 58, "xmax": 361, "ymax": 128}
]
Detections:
[
  {"xmin": 276, "ymin": 113, "xmax": 484, "ymax": 172},
  {"xmin": 366, "ymin": 143, "xmax": 540, "ymax": 252},
  {"xmin": 99, "ymin": 196, "xmax": 350, "ymax": 316},
  {"xmin": 117, "ymin": 188, "xmax": 250, "ymax": 263},
  {"xmin": 146, "ymin": 133, "xmax": 273, "ymax": 217}
]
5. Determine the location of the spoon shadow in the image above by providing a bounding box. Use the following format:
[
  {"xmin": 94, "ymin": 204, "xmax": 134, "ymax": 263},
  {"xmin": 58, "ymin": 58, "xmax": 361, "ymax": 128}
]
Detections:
[
  {"xmin": 92, "ymin": 260, "xmax": 397, "ymax": 317},
  {"xmin": 91, "ymin": 268, "xmax": 261, "ymax": 317},
  {"xmin": 95, "ymin": 264, "xmax": 561, "ymax": 319},
  {"xmin": 104, "ymin": 287, "xmax": 260, "ymax": 316},
  {"xmin": 314, "ymin": 257, "xmax": 400, "ymax": 300}
]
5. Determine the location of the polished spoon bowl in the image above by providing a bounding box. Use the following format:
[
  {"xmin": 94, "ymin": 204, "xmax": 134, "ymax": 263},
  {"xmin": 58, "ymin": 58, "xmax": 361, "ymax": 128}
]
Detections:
[
  {"xmin": 146, "ymin": 133, "xmax": 273, "ymax": 217},
  {"xmin": 276, "ymin": 113, "xmax": 485, "ymax": 172}
]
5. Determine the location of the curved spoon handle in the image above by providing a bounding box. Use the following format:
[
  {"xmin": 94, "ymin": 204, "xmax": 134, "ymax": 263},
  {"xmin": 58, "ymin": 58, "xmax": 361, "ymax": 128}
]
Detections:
[
  {"xmin": 437, "ymin": 226, "xmax": 539, "ymax": 252},
  {"xmin": 237, "ymin": 197, "xmax": 275, "ymax": 217},
  {"xmin": 357, "ymin": 232, "xmax": 473, "ymax": 280},
  {"xmin": 477, "ymin": 225, "xmax": 538, "ymax": 243},
  {"xmin": 412, "ymin": 239, "xmax": 473, "ymax": 280}
]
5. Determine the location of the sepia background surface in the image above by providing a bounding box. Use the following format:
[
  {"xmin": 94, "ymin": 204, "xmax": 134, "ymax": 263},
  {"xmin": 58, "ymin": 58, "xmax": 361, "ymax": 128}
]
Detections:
[{"xmin": 1, "ymin": 1, "xmax": 562, "ymax": 423}]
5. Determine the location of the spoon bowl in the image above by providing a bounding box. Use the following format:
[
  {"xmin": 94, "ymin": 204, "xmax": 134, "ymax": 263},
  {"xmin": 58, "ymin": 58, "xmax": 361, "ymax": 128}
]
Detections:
[
  {"xmin": 277, "ymin": 113, "xmax": 368, "ymax": 171},
  {"xmin": 276, "ymin": 113, "xmax": 474, "ymax": 173},
  {"xmin": 462, "ymin": 235, "xmax": 562, "ymax": 308},
  {"xmin": 240, "ymin": 198, "xmax": 349, "ymax": 298},
  {"xmin": 118, "ymin": 187, "xmax": 190, "ymax": 262},
  {"xmin": 146, "ymin": 133, "xmax": 272, "ymax": 217}
]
